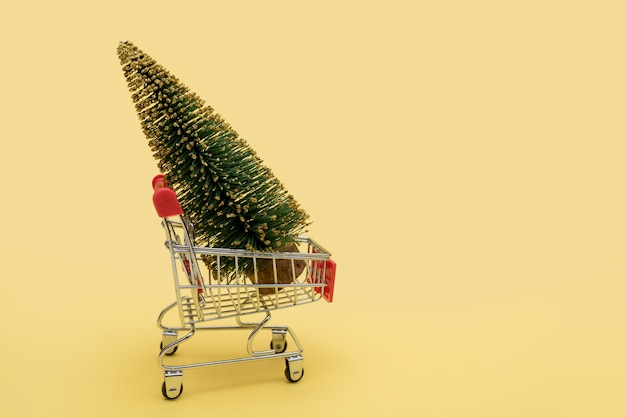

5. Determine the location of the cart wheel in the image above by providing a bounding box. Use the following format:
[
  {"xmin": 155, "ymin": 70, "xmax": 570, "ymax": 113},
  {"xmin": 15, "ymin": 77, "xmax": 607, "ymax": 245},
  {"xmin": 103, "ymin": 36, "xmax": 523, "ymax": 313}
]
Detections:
[
  {"xmin": 284, "ymin": 356, "xmax": 304, "ymax": 383},
  {"xmin": 270, "ymin": 340, "xmax": 288, "ymax": 354},
  {"xmin": 285, "ymin": 365, "xmax": 304, "ymax": 383},
  {"xmin": 160, "ymin": 342, "xmax": 178, "ymax": 355},
  {"xmin": 161, "ymin": 381, "xmax": 183, "ymax": 400}
]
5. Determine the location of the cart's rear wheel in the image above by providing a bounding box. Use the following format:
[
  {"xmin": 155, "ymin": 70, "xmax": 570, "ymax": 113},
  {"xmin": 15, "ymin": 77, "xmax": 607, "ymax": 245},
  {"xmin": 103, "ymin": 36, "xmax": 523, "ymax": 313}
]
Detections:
[
  {"xmin": 160, "ymin": 342, "xmax": 178, "ymax": 355},
  {"xmin": 161, "ymin": 381, "xmax": 183, "ymax": 400}
]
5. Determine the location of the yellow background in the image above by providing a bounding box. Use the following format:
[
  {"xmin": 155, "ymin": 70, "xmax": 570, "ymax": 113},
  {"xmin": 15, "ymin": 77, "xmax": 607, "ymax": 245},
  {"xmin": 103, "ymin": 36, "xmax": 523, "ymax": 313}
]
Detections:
[{"xmin": 1, "ymin": 1, "xmax": 625, "ymax": 416}]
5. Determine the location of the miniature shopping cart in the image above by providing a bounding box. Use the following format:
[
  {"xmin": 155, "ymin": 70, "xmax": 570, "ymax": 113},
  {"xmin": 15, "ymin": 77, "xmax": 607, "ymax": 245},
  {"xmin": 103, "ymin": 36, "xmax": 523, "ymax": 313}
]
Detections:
[{"xmin": 151, "ymin": 175, "xmax": 336, "ymax": 399}]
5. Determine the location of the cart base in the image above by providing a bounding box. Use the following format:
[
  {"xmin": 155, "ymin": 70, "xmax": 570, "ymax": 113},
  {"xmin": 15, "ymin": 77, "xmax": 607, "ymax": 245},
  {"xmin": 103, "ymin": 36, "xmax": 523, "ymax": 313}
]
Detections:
[{"xmin": 157, "ymin": 302, "xmax": 306, "ymax": 399}]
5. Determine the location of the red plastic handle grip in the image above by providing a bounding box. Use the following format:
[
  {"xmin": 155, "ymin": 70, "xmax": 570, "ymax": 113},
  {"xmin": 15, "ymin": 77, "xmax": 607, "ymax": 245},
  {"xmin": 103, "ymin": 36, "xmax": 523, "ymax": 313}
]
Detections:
[
  {"xmin": 152, "ymin": 174, "xmax": 183, "ymax": 217},
  {"xmin": 152, "ymin": 173, "xmax": 166, "ymax": 190}
]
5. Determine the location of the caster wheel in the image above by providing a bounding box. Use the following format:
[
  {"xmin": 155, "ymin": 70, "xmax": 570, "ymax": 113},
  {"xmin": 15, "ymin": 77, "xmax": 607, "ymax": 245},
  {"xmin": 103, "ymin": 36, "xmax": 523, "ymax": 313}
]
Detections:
[
  {"xmin": 160, "ymin": 342, "xmax": 178, "ymax": 355},
  {"xmin": 270, "ymin": 340, "xmax": 288, "ymax": 354},
  {"xmin": 285, "ymin": 366, "xmax": 304, "ymax": 383},
  {"xmin": 162, "ymin": 381, "xmax": 183, "ymax": 400},
  {"xmin": 285, "ymin": 357, "xmax": 304, "ymax": 383}
]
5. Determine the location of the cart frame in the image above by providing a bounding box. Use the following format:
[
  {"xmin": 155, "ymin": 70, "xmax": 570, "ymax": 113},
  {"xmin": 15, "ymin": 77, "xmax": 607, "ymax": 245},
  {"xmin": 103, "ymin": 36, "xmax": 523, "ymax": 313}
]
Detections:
[{"xmin": 151, "ymin": 177, "xmax": 335, "ymax": 399}]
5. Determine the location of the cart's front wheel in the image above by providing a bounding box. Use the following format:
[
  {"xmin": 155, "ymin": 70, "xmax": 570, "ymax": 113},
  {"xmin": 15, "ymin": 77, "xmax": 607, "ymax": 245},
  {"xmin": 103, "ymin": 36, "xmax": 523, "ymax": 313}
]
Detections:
[
  {"xmin": 161, "ymin": 381, "xmax": 183, "ymax": 400},
  {"xmin": 285, "ymin": 366, "xmax": 304, "ymax": 383},
  {"xmin": 270, "ymin": 340, "xmax": 288, "ymax": 354},
  {"xmin": 285, "ymin": 356, "xmax": 304, "ymax": 383}
]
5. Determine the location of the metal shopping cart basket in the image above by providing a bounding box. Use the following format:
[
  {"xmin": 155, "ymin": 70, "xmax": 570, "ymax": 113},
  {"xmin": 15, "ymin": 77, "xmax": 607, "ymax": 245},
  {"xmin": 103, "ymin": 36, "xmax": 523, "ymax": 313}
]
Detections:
[{"xmin": 151, "ymin": 175, "xmax": 337, "ymax": 399}]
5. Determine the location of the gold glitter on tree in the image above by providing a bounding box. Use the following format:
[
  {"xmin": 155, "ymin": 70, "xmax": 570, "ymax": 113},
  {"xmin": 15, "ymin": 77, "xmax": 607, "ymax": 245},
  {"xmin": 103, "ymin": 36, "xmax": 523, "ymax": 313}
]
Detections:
[{"xmin": 117, "ymin": 41, "xmax": 310, "ymax": 277}]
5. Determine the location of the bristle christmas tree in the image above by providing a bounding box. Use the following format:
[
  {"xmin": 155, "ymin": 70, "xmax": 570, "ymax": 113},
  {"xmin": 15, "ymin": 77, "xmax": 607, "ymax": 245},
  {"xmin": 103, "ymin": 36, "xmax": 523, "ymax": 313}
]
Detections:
[{"xmin": 117, "ymin": 41, "xmax": 310, "ymax": 280}]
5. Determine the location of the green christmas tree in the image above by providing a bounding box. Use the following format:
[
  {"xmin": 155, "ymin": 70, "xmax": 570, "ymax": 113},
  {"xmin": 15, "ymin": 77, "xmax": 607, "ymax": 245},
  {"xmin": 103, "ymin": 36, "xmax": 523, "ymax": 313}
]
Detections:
[{"xmin": 117, "ymin": 41, "xmax": 310, "ymax": 279}]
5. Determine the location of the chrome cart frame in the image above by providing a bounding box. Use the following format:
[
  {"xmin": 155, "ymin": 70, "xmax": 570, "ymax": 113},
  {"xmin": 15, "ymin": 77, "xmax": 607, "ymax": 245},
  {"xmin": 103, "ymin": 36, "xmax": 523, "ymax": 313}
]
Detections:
[{"xmin": 151, "ymin": 176, "xmax": 336, "ymax": 399}]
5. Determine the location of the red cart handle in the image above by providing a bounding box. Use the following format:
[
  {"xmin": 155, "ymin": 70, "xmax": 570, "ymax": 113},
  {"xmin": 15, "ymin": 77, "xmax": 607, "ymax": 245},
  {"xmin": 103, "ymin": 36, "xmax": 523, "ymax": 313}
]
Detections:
[{"xmin": 152, "ymin": 174, "xmax": 183, "ymax": 217}]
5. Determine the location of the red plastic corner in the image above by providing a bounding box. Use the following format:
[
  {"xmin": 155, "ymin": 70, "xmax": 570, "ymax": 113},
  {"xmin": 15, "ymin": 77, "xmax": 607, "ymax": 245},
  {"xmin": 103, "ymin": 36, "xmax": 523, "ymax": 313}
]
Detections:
[{"xmin": 309, "ymin": 258, "xmax": 336, "ymax": 303}]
